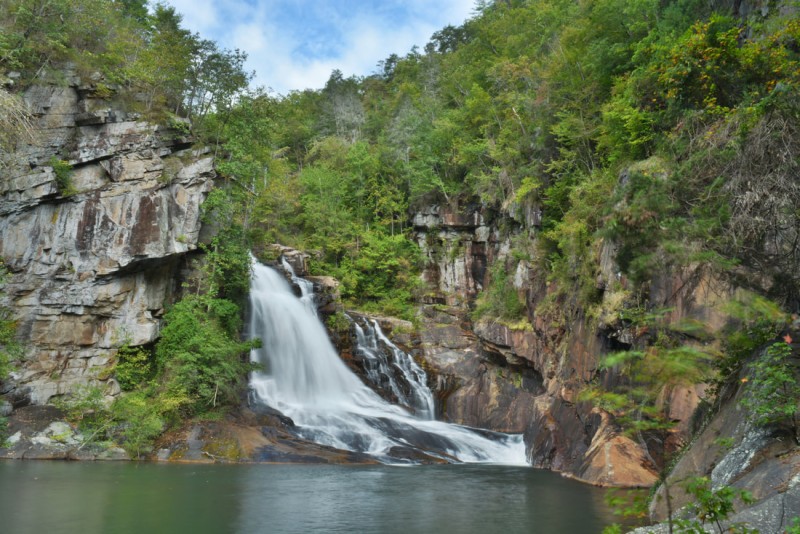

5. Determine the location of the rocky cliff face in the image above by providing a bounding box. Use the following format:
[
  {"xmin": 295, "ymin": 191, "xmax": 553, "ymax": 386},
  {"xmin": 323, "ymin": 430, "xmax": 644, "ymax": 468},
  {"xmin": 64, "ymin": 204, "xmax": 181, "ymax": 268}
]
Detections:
[
  {"xmin": 410, "ymin": 200, "xmax": 737, "ymax": 487},
  {"xmin": 1, "ymin": 69, "xmax": 214, "ymax": 406},
  {"xmin": 640, "ymin": 350, "xmax": 800, "ymax": 533}
]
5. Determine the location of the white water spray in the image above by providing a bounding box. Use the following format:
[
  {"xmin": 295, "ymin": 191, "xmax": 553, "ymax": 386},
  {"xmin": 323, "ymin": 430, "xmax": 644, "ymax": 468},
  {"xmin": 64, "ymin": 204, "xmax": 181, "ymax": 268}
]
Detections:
[
  {"xmin": 248, "ymin": 257, "xmax": 527, "ymax": 464},
  {"xmin": 352, "ymin": 318, "xmax": 435, "ymax": 420}
]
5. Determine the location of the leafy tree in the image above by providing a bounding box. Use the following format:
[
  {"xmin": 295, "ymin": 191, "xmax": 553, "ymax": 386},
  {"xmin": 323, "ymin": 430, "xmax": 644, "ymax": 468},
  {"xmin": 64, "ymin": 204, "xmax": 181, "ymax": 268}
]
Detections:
[
  {"xmin": 122, "ymin": 4, "xmax": 195, "ymax": 113},
  {"xmin": 155, "ymin": 296, "xmax": 257, "ymax": 415},
  {"xmin": 741, "ymin": 339, "xmax": 800, "ymax": 444},
  {"xmin": 675, "ymin": 477, "xmax": 755, "ymax": 534},
  {"xmin": 183, "ymin": 39, "xmax": 252, "ymax": 124}
]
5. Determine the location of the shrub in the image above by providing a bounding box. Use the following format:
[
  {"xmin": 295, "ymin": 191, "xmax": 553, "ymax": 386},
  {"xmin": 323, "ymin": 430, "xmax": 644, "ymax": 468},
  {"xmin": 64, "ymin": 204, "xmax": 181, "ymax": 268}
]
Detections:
[
  {"xmin": 472, "ymin": 261, "xmax": 525, "ymax": 322},
  {"xmin": 110, "ymin": 391, "xmax": 164, "ymax": 458},
  {"xmin": 155, "ymin": 295, "xmax": 258, "ymax": 416},
  {"xmin": 0, "ymin": 261, "xmax": 20, "ymax": 380},
  {"xmin": 114, "ymin": 345, "xmax": 154, "ymax": 391},
  {"xmin": 49, "ymin": 157, "xmax": 76, "ymax": 196},
  {"xmin": 741, "ymin": 340, "xmax": 800, "ymax": 444},
  {"xmin": 677, "ymin": 477, "xmax": 754, "ymax": 533}
]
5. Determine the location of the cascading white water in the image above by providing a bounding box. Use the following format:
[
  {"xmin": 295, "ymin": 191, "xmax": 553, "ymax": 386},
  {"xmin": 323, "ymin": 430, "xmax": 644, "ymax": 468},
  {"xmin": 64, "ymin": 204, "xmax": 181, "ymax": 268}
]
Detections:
[
  {"xmin": 248, "ymin": 257, "xmax": 527, "ymax": 464},
  {"xmin": 352, "ymin": 318, "xmax": 435, "ymax": 420},
  {"xmin": 280, "ymin": 257, "xmax": 316, "ymax": 315}
]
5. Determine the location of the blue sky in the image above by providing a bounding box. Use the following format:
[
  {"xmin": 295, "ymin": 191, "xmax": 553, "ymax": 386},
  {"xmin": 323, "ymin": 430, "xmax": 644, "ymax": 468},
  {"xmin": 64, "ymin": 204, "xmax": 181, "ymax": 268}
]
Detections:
[{"xmin": 166, "ymin": 0, "xmax": 477, "ymax": 95}]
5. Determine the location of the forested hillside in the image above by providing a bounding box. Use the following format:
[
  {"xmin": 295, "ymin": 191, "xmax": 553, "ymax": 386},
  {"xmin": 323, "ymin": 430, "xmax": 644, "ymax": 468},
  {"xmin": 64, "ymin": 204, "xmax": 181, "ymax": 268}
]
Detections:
[{"xmin": 207, "ymin": 0, "xmax": 800, "ymax": 321}]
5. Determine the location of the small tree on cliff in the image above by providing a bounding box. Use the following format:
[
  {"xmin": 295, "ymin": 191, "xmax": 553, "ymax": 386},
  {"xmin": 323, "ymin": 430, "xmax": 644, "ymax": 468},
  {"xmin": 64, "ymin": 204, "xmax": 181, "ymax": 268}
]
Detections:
[
  {"xmin": 584, "ymin": 309, "xmax": 719, "ymax": 534},
  {"xmin": 741, "ymin": 337, "xmax": 800, "ymax": 444}
]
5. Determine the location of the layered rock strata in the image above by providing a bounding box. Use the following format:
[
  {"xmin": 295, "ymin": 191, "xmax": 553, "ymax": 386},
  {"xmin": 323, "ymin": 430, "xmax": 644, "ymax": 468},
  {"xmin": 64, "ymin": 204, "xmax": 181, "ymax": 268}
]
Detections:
[{"xmin": 1, "ymin": 70, "xmax": 214, "ymax": 405}]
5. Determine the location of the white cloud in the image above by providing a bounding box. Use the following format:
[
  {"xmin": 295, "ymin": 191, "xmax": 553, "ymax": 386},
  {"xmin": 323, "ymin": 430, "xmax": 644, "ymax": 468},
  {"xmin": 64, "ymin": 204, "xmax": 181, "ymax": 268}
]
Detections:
[
  {"xmin": 167, "ymin": 0, "xmax": 220, "ymax": 35},
  {"xmin": 166, "ymin": 0, "xmax": 476, "ymax": 95}
]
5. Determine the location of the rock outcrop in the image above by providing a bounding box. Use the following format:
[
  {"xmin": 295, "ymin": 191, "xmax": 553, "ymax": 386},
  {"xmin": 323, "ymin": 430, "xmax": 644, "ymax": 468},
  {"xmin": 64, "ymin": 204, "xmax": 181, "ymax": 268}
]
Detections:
[
  {"xmin": 410, "ymin": 200, "xmax": 737, "ymax": 487},
  {"xmin": 638, "ymin": 355, "xmax": 800, "ymax": 532},
  {"xmin": 409, "ymin": 194, "xmax": 800, "ymax": 524},
  {"xmin": 1, "ymin": 68, "xmax": 214, "ymax": 405}
]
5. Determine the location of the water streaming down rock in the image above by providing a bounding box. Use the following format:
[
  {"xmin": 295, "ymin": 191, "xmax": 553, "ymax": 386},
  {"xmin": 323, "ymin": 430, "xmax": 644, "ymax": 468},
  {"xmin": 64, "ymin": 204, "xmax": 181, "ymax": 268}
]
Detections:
[
  {"xmin": 248, "ymin": 257, "xmax": 527, "ymax": 464},
  {"xmin": 281, "ymin": 257, "xmax": 316, "ymax": 315},
  {"xmin": 352, "ymin": 317, "xmax": 435, "ymax": 419}
]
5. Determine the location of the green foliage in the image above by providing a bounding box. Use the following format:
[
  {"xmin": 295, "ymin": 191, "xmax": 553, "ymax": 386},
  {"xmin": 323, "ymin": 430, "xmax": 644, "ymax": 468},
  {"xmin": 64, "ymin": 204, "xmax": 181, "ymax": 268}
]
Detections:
[
  {"xmin": 741, "ymin": 340, "xmax": 800, "ymax": 443},
  {"xmin": 196, "ymin": 0, "xmax": 800, "ymax": 325},
  {"xmin": 715, "ymin": 293, "xmax": 788, "ymax": 387},
  {"xmin": 323, "ymin": 231, "xmax": 422, "ymax": 320},
  {"xmin": 49, "ymin": 157, "xmax": 75, "ymax": 196},
  {"xmin": 675, "ymin": 476, "xmax": 755, "ymax": 533},
  {"xmin": 606, "ymin": 487, "xmax": 650, "ymax": 520},
  {"xmin": 582, "ymin": 312, "xmax": 717, "ymax": 436},
  {"xmin": 1, "ymin": 0, "xmax": 251, "ymax": 125},
  {"xmin": 325, "ymin": 312, "xmax": 350, "ymax": 334},
  {"xmin": 55, "ymin": 384, "xmax": 180, "ymax": 458},
  {"xmin": 155, "ymin": 295, "xmax": 258, "ymax": 416},
  {"xmin": 198, "ymin": 188, "xmax": 252, "ymax": 303},
  {"xmin": 114, "ymin": 345, "xmax": 154, "ymax": 391},
  {"xmin": 53, "ymin": 385, "xmax": 110, "ymax": 438},
  {"xmin": 0, "ymin": 262, "xmax": 20, "ymax": 380},
  {"xmin": 0, "ymin": 416, "xmax": 8, "ymax": 447},
  {"xmin": 110, "ymin": 391, "xmax": 164, "ymax": 458},
  {"xmin": 541, "ymin": 168, "xmax": 615, "ymax": 319},
  {"xmin": 603, "ymin": 161, "xmax": 674, "ymax": 284},
  {"xmin": 0, "ymin": 0, "xmax": 121, "ymax": 76},
  {"xmin": 473, "ymin": 261, "xmax": 525, "ymax": 322}
]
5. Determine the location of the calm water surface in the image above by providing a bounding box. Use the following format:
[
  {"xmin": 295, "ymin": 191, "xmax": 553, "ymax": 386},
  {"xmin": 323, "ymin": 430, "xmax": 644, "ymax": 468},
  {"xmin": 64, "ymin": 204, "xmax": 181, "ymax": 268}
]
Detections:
[{"xmin": 0, "ymin": 461, "xmax": 619, "ymax": 533}]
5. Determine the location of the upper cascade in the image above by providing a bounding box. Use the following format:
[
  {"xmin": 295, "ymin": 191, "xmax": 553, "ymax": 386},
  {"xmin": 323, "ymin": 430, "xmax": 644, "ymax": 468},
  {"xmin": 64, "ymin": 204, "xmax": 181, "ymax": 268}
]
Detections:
[{"xmin": 247, "ymin": 256, "xmax": 526, "ymax": 464}]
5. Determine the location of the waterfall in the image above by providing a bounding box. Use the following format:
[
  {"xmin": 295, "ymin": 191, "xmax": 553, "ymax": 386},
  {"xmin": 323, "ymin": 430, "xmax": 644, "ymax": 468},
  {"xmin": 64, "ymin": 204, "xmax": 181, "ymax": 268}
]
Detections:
[
  {"xmin": 352, "ymin": 318, "xmax": 435, "ymax": 420},
  {"xmin": 280, "ymin": 257, "xmax": 316, "ymax": 315},
  {"xmin": 248, "ymin": 257, "xmax": 526, "ymax": 464}
]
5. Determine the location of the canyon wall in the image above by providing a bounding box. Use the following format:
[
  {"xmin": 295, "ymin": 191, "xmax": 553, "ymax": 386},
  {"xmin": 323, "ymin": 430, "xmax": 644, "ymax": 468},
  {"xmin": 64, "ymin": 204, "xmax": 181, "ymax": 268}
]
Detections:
[
  {"xmin": 408, "ymin": 200, "xmax": 738, "ymax": 487},
  {"xmin": 0, "ymin": 69, "xmax": 214, "ymax": 407}
]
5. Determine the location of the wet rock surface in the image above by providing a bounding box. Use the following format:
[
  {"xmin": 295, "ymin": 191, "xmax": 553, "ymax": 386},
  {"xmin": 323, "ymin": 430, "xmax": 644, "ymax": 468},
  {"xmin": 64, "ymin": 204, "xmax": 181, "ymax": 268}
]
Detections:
[{"xmin": 152, "ymin": 405, "xmax": 385, "ymax": 465}]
